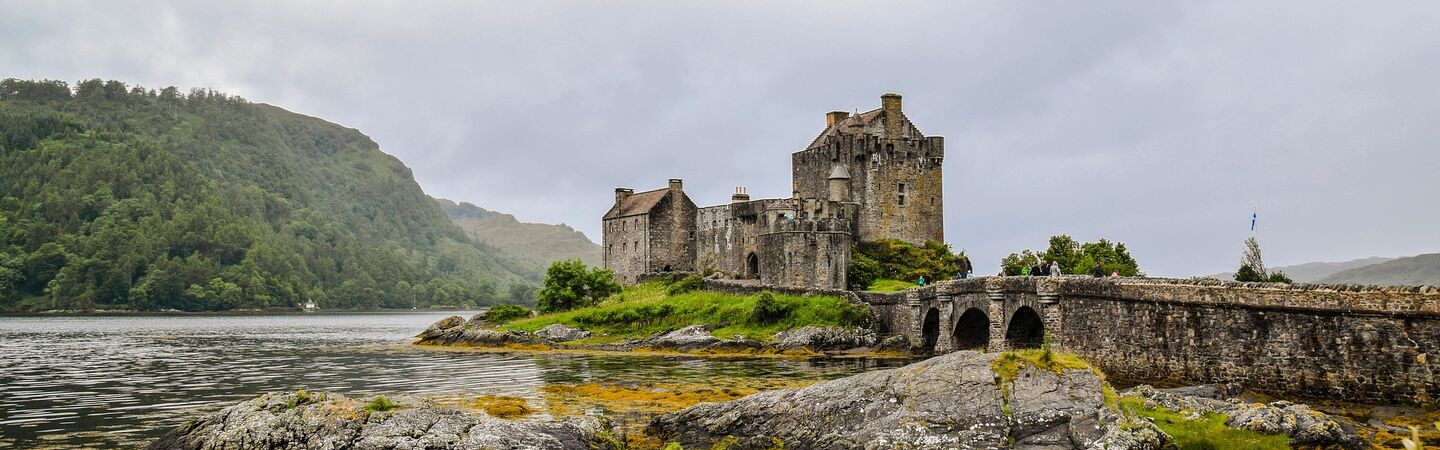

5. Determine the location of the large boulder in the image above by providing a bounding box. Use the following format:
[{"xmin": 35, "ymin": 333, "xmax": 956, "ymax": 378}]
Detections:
[
  {"xmin": 417, "ymin": 323, "xmax": 549, "ymax": 348},
  {"xmin": 637, "ymin": 325, "xmax": 719, "ymax": 350},
  {"xmin": 648, "ymin": 351, "xmax": 1170, "ymax": 449},
  {"xmin": 1124, "ymin": 385, "xmax": 1362, "ymax": 448},
  {"xmin": 773, "ymin": 326, "xmax": 877, "ymax": 351},
  {"xmin": 417, "ymin": 315, "xmax": 466, "ymax": 341},
  {"xmin": 148, "ymin": 391, "xmax": 620, "ymax": 450},
  {"xmin": 534, "ymin": 324, "xmax": 591, "ymax": 342}
]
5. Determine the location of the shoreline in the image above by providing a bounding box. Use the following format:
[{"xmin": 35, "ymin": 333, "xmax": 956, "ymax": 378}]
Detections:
[
  {"xmin": 409, "ymin": 338, "xmax": 919, "ymax": 361},
  {"xmin": 0, "ymin": 308, "xmax": 484, "ymax": 317}
]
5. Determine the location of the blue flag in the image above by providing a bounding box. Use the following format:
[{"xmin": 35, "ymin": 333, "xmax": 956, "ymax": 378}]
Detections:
[{"xmin": 1251, "ymin": 212, "xmax": 1257, "ymax": 232}]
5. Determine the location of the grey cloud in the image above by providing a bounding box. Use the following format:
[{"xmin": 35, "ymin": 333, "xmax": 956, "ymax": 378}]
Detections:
[{"xmin": 3, "ymin": 0, "xmax": 1437, "ymax": 276}]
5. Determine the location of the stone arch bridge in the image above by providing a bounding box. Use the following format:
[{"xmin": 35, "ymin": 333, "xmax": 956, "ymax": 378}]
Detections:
[{"xmin": 855, "ymin": 276, "xmax": 1440, "ymax": 405}]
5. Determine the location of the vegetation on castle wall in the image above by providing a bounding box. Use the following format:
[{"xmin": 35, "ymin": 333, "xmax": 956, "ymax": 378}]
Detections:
[
  {"xmin": 0, "ymin": 78, "xmax": 537, "ymax": 311},
  {"xmin": 848, "ymin": 239, "xmax": 965, "ymax": 289},
  {"xmin": 1001, "ymin": 235, "xmax": 1141, "ymax": 276},
  {"xmin": 506, "ymin": 280, "xmax": 867, "ymax": 343}
]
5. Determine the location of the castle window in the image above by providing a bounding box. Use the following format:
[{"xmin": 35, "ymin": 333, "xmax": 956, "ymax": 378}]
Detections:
[
  {"xmin": 898, "ymin": 183, "xmax": 906, "ymax": 193},
  {"xmin": 898, "ymin": 183, "xmax": 907, "ymax": 206}
]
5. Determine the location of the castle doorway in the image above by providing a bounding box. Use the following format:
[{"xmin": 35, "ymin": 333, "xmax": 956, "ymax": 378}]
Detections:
[
  {"xmin": 746, "ymin": 253, "xmax": 760, "ymax": 279},
  {"xmin": 952, "ymin": 308, "xmax": 990, "ymax": 351},
  {"xmin": 1004, "ymin": 306, "xmax": 1045, "ymax": 350},
  {"xmin": 921, "ymin": 307, "xmax": 941, "ymax": 353}
]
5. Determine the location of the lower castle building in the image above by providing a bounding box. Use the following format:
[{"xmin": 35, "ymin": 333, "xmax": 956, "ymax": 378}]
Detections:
[{"xmin": 603, "ymin": 93, "xmax": 944, "ymax": 289}]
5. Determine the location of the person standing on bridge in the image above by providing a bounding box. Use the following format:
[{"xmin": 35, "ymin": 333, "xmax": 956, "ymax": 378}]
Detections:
[
  {"xmin": 1091, "ymin": 261, "xmax": 1104, "ymax": 278},
  {"xmin": 1050, "ymin": 261, "xmax": 1061, "ymax": 277}
]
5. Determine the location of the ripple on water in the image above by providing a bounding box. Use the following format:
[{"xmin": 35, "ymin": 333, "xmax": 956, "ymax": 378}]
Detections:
[{"xmin": 0, "ymin": 312, "xmax": 911, "ymax": 449}]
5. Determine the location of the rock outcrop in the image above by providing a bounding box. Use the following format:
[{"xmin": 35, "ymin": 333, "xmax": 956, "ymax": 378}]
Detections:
[
  {"xmin": 534, "ymin": 324, "xmax": 591, "ymax": 342},
  {"xmin": 773, "ymin": 326, "xmax": 877, "ymax": 351},
  {"xmin": 148, "ymin": 391, "xmax": 620, "ymax": 450},
  {"xmin": 1124, "ymin": 384, "xmax": 1363, "ymax": 448},
  {"xmin": 648, "ymin": 350, "xmax": 1171, "ymax": 449},
  {"xmin": 416, "ymin": 316, "xmax": 550, "ymax": 348}
]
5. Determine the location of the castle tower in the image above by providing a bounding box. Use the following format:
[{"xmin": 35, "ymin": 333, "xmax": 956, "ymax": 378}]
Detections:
[{"xmin": 790, "ymin": 93, "xmax": 944, "ymax": 245}]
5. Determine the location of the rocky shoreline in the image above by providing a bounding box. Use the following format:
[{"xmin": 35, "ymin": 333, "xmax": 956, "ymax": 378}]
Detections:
[
  {"xmin": 149, "ymin": 349, "xmax": 1368, "ymax": 449},
  {"xmin": 414, "ymin": 314, "xmax": 910, "ymax": 356}
]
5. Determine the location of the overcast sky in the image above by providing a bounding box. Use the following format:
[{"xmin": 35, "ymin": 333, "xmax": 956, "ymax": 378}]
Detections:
[{"xmin": 4, "ymin": 1, "xmax": 1438, "ymax": 276}]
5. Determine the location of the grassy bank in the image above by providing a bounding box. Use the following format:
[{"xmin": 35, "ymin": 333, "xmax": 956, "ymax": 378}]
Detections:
[
  {"xmin": 501, "ymin": 281, "xmax": 869, "ymax": 344},
  {"xmin": 1118, "ymin": 396, "xmax": 1291, "ymax": 450},
  {"xmin": 864, "ymin": 279, "xmax": 916, "ymax": 292}
]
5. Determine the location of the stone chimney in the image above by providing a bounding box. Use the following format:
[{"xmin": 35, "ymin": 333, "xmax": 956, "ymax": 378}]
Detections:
[
  {"xmin": 881, "ymin": 92, "xmax": 903, "ymax": 138},
  {"xmin": 668, "ymin": 178, "xmax": 683, "ymax": 193},
  {"xmin": 731, "ymin": 186, "xmax": 750, "ymax": 203},
  {"xmin": 826, "ymin": 111, "xmax": 850, "ymax": 128},
  {"xmin": 615, "ymin": 188, "xmax": 633, "ymax": 206}
]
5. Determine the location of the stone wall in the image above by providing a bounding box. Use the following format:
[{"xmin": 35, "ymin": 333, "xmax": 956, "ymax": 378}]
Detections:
[
  {"xmin": 602, "ymin": 214, "xmax": 649, "ymax": 284},
  {"xmin": 756, "ymin": 218, "xmax": 852, "ymax": 290},
  {"xmin": 644, "ymin": 187, "xmax": 697, "ymax": 274},
  {"xmin": 864, "ymin": 276, "xmax": 1440, "ymax": 405}
]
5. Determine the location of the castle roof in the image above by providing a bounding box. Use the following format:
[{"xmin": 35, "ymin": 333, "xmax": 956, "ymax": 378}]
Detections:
[
  {"xmin": 804, "ymin": 107, "xmax": 924, "ymax": 150},
  {"xmin": 827, "ymin": 164, "xmax": 851, "ymax": 179},
  {"xmin": 603, "ymin": 188, "xmax": 669, "ymax": 219}
]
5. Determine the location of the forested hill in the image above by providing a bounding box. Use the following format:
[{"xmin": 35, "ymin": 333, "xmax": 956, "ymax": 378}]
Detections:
[
  {"xmin": 0, "ymin": 78, "xmax": 539, "ymax": 312},
  {"xmin": 434, "ymin": 198, "xmax": 601, "ymax": 267}
]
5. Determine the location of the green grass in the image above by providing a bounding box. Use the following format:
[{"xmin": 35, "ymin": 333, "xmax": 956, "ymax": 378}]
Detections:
[
  {"xmin": 501, "ymin": 281, "xmax": 869, "ymax": 343},
  {"xmin": 865, "ymin": 279, "xmax": 916, "ymax": 292},
  {"xmin": 365, "ymin": 396, "xmax": 400, "ymax": 412},
  {"xmin": 1118, "ymin": 396, "xmax": 1291, "ymax": 450}
]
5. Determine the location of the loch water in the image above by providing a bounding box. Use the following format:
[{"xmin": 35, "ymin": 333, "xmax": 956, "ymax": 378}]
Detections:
[{"xmin": 0, "ymin": 312, "xmax": 909, "ymax": 448}]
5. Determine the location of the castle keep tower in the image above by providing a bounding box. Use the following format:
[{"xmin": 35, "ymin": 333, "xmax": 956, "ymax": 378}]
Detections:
[
  {"xmin": 603, "ymin": 93, "xmax": 944, "ymax": 289},
  {"xmin": 791, "ymin": 93, "xmax": 944, "ymax": 245}
]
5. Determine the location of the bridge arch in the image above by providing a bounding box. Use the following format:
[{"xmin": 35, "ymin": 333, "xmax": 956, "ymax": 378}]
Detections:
[
  {"xmin": 921, "ymin": 307, "xmax": 941, "ymax": 352},
  {"xmin": 952, "ymin": 307, "xmax": 990, "ymax": 351},
  {"xmin": 1004, "ymin": 305, "xmax": 1045, "ymax": 349}
]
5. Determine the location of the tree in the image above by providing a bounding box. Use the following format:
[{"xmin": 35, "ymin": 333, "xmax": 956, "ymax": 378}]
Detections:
[
  {"xmin": 848, "ymin": 240, "xmax": 965, "ymax": 286},
  {"xmin": 1239, "ymin": 236, "xmax": 1266, "ymax": 279},
  {"xmin": 1003, "ymin": 236, "xmax": 1141, "ymax": 276},
  {"xmin": 536, "ymin": 259, "xmax": 620, "ymax": 313},
  {"xmin": 508, "ymin": 284, "xmax": 536, "ymax": 304}
]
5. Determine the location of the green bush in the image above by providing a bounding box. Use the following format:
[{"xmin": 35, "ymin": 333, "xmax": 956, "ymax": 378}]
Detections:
[
  {"xmin": 481, "ymin": 304, "xmax": 532, "ymax": 324},
  {"xmin": 849, "ymin": 240, "xmax": 964, "ymax": 286},
  {"xmin": 749, "ymin": 292, "xmax": 791, "ymax": 325},
  {"xmin": 1003, "ymin": 235, "xmax": 1141, "ymax": 276},
  {"xmin": 1266, "ymin": 271, "xmax": 1292, "ymax": 283},
  {"xmin": 667, "ymin": 274, "xmax": 704, "ymax": 295},
  {"xmin": 536, "ymin": 259, "xmax": 622, "ymax": 313},
  {"xmin": 365, "ymin": 396, "xmax": 399, "ymax": 412}
]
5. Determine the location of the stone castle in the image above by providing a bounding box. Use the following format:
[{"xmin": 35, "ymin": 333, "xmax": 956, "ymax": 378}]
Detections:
[{"xmin": 603, "ymin": 93, "xmax": 944, "ymax": 289}]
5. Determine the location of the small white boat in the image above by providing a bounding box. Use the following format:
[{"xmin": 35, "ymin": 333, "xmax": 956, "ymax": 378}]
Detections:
[{"xmin": 302, "ymin": 299, "xmax": 318, "ymax": 312}]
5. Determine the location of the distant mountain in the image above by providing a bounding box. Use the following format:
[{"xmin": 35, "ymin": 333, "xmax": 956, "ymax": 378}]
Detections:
[
  {"xmin": 435, "ymin": 198, "xmax": 601, "ymax": 268},
  {"xmin": 1206, "ymin": 257, "xmax": 1395, "ymax": 283},
  {"xmin": 1319, "ymin": 253, "xmax": 1440, "ymax": 286},
  {"xmin": 0, "ymin": 78, "xmax": 538, "ymax": 311}
]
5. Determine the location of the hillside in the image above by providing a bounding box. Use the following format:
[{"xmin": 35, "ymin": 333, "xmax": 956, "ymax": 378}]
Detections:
[
  {"xmin": 435, "ymin": 198, "xmax": 601, "ymax": 267},
  {"xmin": 1206, "ymin": 256, "xmax": 1394, "ymax": 282},
  {"xmin": 1320, "ymin": 253, "xmax": 1440, "ymax": 286},
  {"xmin": 0, "ymin": 78, "xmax": 538, "ymax": 311}
]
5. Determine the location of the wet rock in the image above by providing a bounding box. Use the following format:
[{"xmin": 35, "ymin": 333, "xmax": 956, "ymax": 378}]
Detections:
[
  {"xmin": 148, "ymin": 391, "xmax": 620, "ymax": 450},
  {"xmin": 417, "ymin": 315, "xmax": 466, "ymax": 340},
  {"xmin": 648, "ymin": 350, "xmax": 1169, "ymax": 450},
  {"xmin": 534, "ymin": 324, "xmax": 591, "ymax": 342},
  {"xmin": 876, "ymin": 334, "xmax": 911, "ymax": 352},
  {"xmin": 773, "ymin": 326, "xmax": 877, "ymax": 351},
  {"xmin": 637, "ymin": 325, "xmax": 719, "ymax": 350},
  {"xmin": 1123, "ymin": 385, "xmax": 1362, "ymax": 449},
  {"xmin": 417, "ymin": 324, "xmax": 549, "ymax": 348}
]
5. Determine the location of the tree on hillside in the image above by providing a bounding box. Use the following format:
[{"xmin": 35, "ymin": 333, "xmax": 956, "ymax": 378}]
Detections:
[
  {"xmin": 1002, "ymin": 235, "xmax": 1141, "ymax": 276},
  {"xmin": 536, "ymin": 259, "xmax": 620, "ymax": 313}
]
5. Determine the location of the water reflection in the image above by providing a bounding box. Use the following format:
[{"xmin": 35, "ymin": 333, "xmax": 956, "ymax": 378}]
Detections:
[{"xmin": 0, "ymin": 312, "xmax": 909, "ymax": 448}]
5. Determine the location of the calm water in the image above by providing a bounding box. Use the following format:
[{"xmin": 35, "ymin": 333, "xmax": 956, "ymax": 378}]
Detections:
[{"xmin": 0, "ymin": 312, "xmax": 907, "ymax": 449}]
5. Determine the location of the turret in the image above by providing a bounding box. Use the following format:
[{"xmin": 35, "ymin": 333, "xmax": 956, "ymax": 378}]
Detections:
[{"xmin": 827, "ymin": 164, "xmax": 851, "ymax": 202}]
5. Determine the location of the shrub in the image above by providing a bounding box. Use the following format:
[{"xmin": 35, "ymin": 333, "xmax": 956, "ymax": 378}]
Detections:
[
  {"xmin": 667, "ymin": 274, "xmax": 704, "ymax": 295},
  {"xmin": 365, "ymin": 396, "xmax": 399, "ymax": 412},
  {"xmin": 481, "ymin": 304, "xmax": 532, "ymax": 324},
  {"xmin": 1266, "ymin": 271, "xmax": 1292, "ymax": 283},
  {"xmin": 750, "ymin": 292, "xmax": 791, "ymax": 325},
  {"xmin": 852, "ymin": 240, "xmax": 964, "ymax": 284}
]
